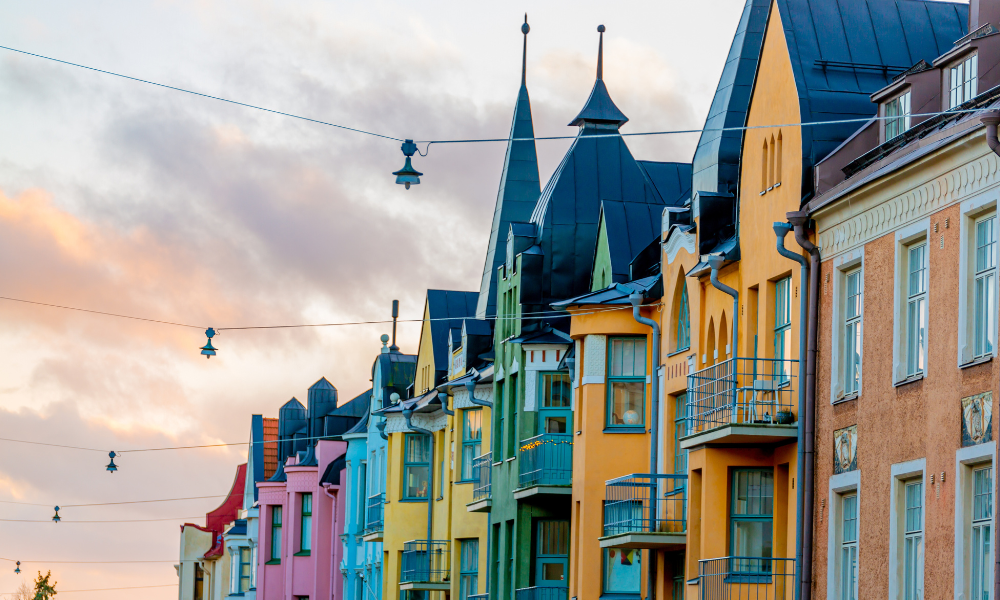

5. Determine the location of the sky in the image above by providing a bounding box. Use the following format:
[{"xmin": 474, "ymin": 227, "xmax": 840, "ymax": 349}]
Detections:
[{"xmin": 0, "ymin": 0, "xmax": 753, "ymax": 595}]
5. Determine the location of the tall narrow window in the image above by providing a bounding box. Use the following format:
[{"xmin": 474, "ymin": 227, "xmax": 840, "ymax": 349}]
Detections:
[
  {"xmin": 673, "ymin": 394, "xmax": 688, "ymax": 478},
  {"xmin": 494, "ymin": 383, "xmax": 505, "ymax": 458},
  {"xmin": 885, "ymin": 92, "xmax": 912, "ymax": 140},
  {"xmin": 239, "ymin": 547, "xmax": 251, "ymax": 592},
  {"xmin": 269, "ymin": 506, "xmax": 282, "ymax": 563},
  {"xmin": 505, "ymin": 521, "xmax": 515, "ymax": 600},
  {"xmin": 906, "ymin": 244, "xmax": 928, "ymax": 377},
  {"xmin": 844, "ymin": 269, "xmax": 862, "ymax": 395},
  {"xmin": 357, "ymin": 462, "xmax": 368, "ymax": 525},
  {"xmin": 538, "ymin": 372, "xmax": 571, "ymax": 434},
  {"xmin": 762, "ymin": 139, "xmax": 769, "ymax": 192},
  {"xmin": 972, "ymin": 466, "xmax": 993, "ymax": 600},
  {"xmin": 774, "ymin": 277, "xmax": 792, "ymax": 382},
  {"xmin": 951, "ymin": 54, "xmax": 979, "ymax": 108},
  {"xmin": 506, "ymin": 374, "xmax": 518, "ymax": 459},
  {"xmin": 904, "ymin": 481, "xmax": 924, "ymax": 600},
  {"xmin": 730, "ymin": 469, "xmax": 774, "ymax": 571},
  {"xmin": 769, "ymin": 135, "xmax": 776, "ymax": 188},
  {"xmin": 975, "ymin": 215, "xmax": 997, "ymax": 359},
  {"xmin": 775, "ymin": 131, "xmax": 783, "ymax": 184},
  {"xmin": 676, "ymin": 284, "xmax": 691, "ymax": 351},
  {"xmin": 461, "ymin": 409, "xmax": 482, "ymax": 481},
  {"xmin": 491, "ymin": 523, "xmax": 501, "ymax": 600},
  {"xmin": 840, "ymin": 495, "xmax": 858, "ymax": 600},
  {"xmin": 460, "ymin": 539, "xmax": 479, "ymax": 600},
  {"xmin": 606, "ymin": 337, "xmax": 647, "ymax": 428},
  {"xmin": 298, "ymin": 493, "xmax": 312, "ymax": 554},
  {"xmin": 403, "ymin": 434, "xmax": 430, "ymax": 500}
]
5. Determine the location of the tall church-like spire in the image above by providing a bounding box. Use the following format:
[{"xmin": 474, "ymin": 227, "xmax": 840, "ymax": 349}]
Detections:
[
  {"xmin": 475, "ymin": 16, "xmax": 542, "ymax": 318},
  {"xmin": 569, "ymin": 25, "xmax": 628, "ymax": 128}
]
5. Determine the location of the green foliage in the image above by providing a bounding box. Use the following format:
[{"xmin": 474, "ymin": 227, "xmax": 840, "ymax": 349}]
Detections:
[{"xmin": 32, "ymin": 571, "xmax": 57, "ymax": 600}]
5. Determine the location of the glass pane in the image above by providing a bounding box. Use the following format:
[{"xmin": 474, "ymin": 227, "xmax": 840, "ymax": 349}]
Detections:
[
  {"xmin": 603, "ymin": 548, "xmax": 640, "ymax": 593},
  {"xmin": 542, "ymin": 374, "xmax": 571, "ymax": 408},
  {"xmin": 905, "ymin": 482, "xmax": 923, "ymax": 533},
  {"xmin": 301, "ymin": 515, "xmax": 312, "ymax": 550},
  {"xmin": 622, "ymin": 340, "xmax": 635, "ymax": 376},
  {"xmin": 633, "ymin": 340, "xmax": 646, "ymax": 377},
  {"xmin": 608, "ymin": 381, "xmax": 645, "ymax": 426},
  {"xmin": 732, "ymin": 520, "xmax": 773, "ymax": 558},
  {"xmin": 406, "ymin": 466, "xmax": 429, "ymax": 498},
  {"xmin": 542, "ymin": 563, "xmax": 565, "ymax": 581},
  {"xmin": 908, "ymin": 245, "xmax": 926, "ymax": 296},
  {"xmin": 610, "ymin": 339, "xmax": 623, "ymax": 377},
  {"xmin": 843, "ymin": 495, "xmax": 858, "ymax": 543},
  {"xmin": 544, "ymin": 416, "xmax": 567, "ymax": 434},
  {"xmin": 734, "ymin": 470, "xmax": 774, "ymax": 516},
  {"xmin": 406, "ymin": 435, "xmax": 430, "ymax": 464},
  {"xmin": 846, "ymin": 271, "xmax": 861, "ymax": 319},
  {"xmin": 302, "ymin": 493, "xmax": 312, "ymax": 515},
  {"xmin": 539, "ymin": 521, "xmax": 569, "ymax": 556},
  {"xmin": 974, "ymin": 467, "xmax": 993, "ymax": 522},
  {"xmin": 464, "ymin": 410, "xmax": 482, "ymax": 441}
]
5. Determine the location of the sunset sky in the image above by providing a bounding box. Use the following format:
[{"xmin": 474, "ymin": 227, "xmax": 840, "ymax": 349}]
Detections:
[{"xmin": 0, "ymin": 0, "xmax": 755, "ymax": 595}]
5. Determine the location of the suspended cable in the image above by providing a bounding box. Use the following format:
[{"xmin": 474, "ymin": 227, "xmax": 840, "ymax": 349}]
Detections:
[
  {"xmin": 0, "ymin": 495, "xmax": 225, "ymax": 508},
  {"xmin": 1, "ymin": 584, "xmax": 177, "ymax": 594},
  {"xmin": 0, "ymin": 516, "xmax": 203, "ymax": 523},
  {"xmin": 0, "ymin": 557, "xmax": 175, "ymax": 564}
]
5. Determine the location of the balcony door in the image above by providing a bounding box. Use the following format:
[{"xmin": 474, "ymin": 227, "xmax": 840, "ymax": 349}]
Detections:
[
  {"xmin": 538, "ymin": 373, "xmax": 572, "ymax": 434},
  {"xmin": 535, "ymin": 520, "xmax": 570, "ymax": 587}
]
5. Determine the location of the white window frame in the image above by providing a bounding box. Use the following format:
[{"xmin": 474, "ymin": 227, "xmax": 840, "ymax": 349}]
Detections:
[
  {"xmin": 950, "ymin": 53, "xmax": 979, "ymax": 109},
  {"xmin": 830, "ymin": 249, "xmax": 864, "ymax": 403},
  {"xmin": 889, "ymin": 459, "xmax": 926, "ymax": 600},
  {"xmin": 884, "ymin": 90, "xmax": 912, "ymax": 141},
  {"xmin": 955, "ymin": 443, "xmax": 996, "ymax": 600},
  {"xmin": 958, "ymin": 193, "xmax": 999, "ymax": 366},
  {"xmin": 827, "ymin": 470, "xmax": 860, "ymax": 600},
  {"xmin": 892, "ymin": 220, "xmax": 930, "ymax": 384}
]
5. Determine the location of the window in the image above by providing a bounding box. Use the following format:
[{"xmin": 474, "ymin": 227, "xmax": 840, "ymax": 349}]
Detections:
[
  {"xmin": 537, "ymin": 520, "xmax": 569, "ymax": 585},
  {"xmin": 506, "ymin": 374, "xmax": 518, "ymax": 459},
  {"xmin": 603, "ymin": 548, "xmax": 641, "ymax": 594},
  {"xmin": 459, "ymin": 540, "xmax": 479, "ymax": 600},
  {"xmin": 904, "ymin": 481, "xmax": 924, "ymax": 600},
  {"xmin": 885, "ymin": 92, "xmax": 911, "ymax": 140},
  {"xmin": 250, "ymin": 544, "xmax": 257, "ymax": 589},
  {"xmin": 357, "ymin": 462, "xmax": 368, "ymax": 525},
  {"xmin": 505, "ymin": 521, "xmax": 515, "ymax": 600},
  {"xmin": 974, "ymin": 215, "xmax": 997, "ymax": 359},
  {"xmin": 299, "ymin": 493, "xmax": 312, "ymax": 554},
  {"xmin": 972, "ymin": 467, "xmax": 993, "ymax": 600},
  {"xmin": 491, "ymin": 523, "xmax": 501, "ymax": 600},
  {"xmin": 844, "ymin": 270, "xmax": 862, "ymax": 395},
  {"xmin": 403, "ymin": 434, "xmax": 430, "ymax": 500},
  {"xmin": 461, "ymin": 409, "xmax": 482, "ymax": 481},
  {"xmin": 494, "ymin": 382, "xmax": 504, "ymax": 457},
  {"xmin": 606, "ymin": 337, "xmax": 647, "ymax": 428},
  {"xmin": 906, "ymin": 244, "xmax": 928, "ymax": 377},
  {"xmin": 539, "ymin": 372, "xmax": 571, "ymax": 434},
  {"xmin": 677, "ymin": 284, "xmax": 691, "ymax": 351},
  {"xmin": 269, "ymin": 506, "xmax": 282, "ymax": 563},
  {"xmin": 951, "ymin": 54, "xmax": 979, "ymax": 109},
  {"xmin": 774, "ymin": 277, "xmax": 792, "ymax": 381},
  {"xmin": 673, "ymin": 394, "xmax": 688, "ymax": 477},
  {"xmin": 840, "ymin": 495, "xmax": 858, "ymax": 600},
  {"xmin": 730, "ymin": 469, "xmax": 774, "ymax": 569}
]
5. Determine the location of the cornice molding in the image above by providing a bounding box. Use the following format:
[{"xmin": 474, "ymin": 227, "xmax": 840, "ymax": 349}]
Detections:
[{"xmin": 664, "ymin": 230, "xmax": 697, "ymax": 264}]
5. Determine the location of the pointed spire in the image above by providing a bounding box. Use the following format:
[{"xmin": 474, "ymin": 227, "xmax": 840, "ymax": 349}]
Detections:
[
  {"xmin": 522, "ymin": 14, "xmax": 530, "ymax": 87},
  {"xmin": 569, "ymin": 25, "xmax": 628, "ymax": 128},
  {"xmin": 597, "ymin": 24, "xmax": 605, "ymax": 80}
]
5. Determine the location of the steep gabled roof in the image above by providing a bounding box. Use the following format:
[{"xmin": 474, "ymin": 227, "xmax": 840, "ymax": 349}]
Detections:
[
  {"xmin": 637, "ymin": 161, "xmax": 692, "ymax": 206},
  {"xmin": 598, "ymin": 200, "xmax": 663, "ymax": 285},
  {"xmin": 426, "ymin": 290, "xmax": 479, "ymax": 372}
]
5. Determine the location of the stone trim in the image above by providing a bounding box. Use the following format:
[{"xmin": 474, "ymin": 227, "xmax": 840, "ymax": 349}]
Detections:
[{"xmin": 664, "ymin": 229, "xmax": 697, "ymax": 264}]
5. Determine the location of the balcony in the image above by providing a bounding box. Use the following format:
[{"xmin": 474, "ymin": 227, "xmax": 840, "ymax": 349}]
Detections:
[
  {"xmin": 600, "ymin": 474, "xmax": 686, "ymax": 550},
  {"xmin": 515, "ymin": 586, "xmax": 569, "ymax": 600},
  {"xmin": 361, "ymin": 493, "xmax": 384, "ymax": 542},
  {"xmin": 468, "ymin": 595, "xmax": 489, "ymax": 600},
  {"xmin": 683, "ymin": 357, "xmax": 799, "ymax": 448},
  {"xmin": 515, "ymin": 434, "xmax": 573, "ymax": 499},
  {"xmin": 698, "ymin": 557, "xmax": 795, "ymax": 600},
  {"xmin": 400, "ymin": 540, "xmax": 451, "ymax": 591},
  {"xmin": 467, "ymin": 451, "xmax": 493, "ymax": 513}
]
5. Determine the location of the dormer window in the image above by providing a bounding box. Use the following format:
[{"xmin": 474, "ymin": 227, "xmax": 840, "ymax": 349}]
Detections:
[
  {"xmin": 885, "ymin": 92, "xmax": 911, "ymax": 140},
  {"xmin": 950, "ymin": 53, "xmax": 978, "ymax": 109}
]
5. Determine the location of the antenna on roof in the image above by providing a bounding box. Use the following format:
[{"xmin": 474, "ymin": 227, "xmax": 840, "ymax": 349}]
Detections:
[{"xmin": 390, "ymin": 300, "xmax": 400, "ymax": 352}]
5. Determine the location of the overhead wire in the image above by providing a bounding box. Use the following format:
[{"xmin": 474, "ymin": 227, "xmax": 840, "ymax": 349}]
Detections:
[
  {"xmin": 1, "ymin": 584, "xmax": 177, "ymax": 595},
  {"xmin": 0, "ymin": 495, "xmax": 225, "ymax": 508},
  {"xmin": 0, "ymin": 517, "xmax": 203, "ymax": 523},
  {"xmin": 0, "ymin": 557, "xmax": 175, "ymax": 564}
]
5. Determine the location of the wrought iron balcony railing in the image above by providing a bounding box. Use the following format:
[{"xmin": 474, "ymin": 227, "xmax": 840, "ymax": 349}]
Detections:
[
  {"xmin": 472, "ymin": 451, "xmax": 492, "ymax": 502},
  {"xmin": 401, "ymin": 540, "xmax": 450, "ymax": 584},
  {"xmin": 699, "ymin": 557, "xmax": 796, "ymax": 600},
  {"xmin": 515, "ymin": 586, "xmax": 569, "ymax": 600},
  {"xmin": 686, "ymin": 357, "xmax": 798, "ymax": 434},
  {"xmin": 468, "ymin": 594, "xmax": 489, "ymax": 600},
  {"xmin": 603, "ymin": 474, "xmax": 687, "ymax": 536},
  {"xmin": 518, "ymin": 433, "xmax": 573, "ymax": 488},
  {"xmin": 364, "ymin": 493, "xmax": 384, "ymax": 534}
]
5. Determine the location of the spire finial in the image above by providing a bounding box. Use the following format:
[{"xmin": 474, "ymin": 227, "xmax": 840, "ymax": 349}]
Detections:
[
  {"xmin": 521, "ymin": 14, "xmax": 530, "ymax": 86},
  {"xmin": 596, "ymin": 25, "xmax": 605, "ymax": 81}
]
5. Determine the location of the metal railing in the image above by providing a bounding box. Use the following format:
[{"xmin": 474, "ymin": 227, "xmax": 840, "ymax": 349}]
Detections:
[
  {"xmin": 472, "ymin": 451, "xmax": 492, "ymax": 502},
  {"xmin": 468, "ymin": 595, "xmax": 489, "ymax": 600},
  {"xmin": 603, "ymin": 474, "xmax": 687, "ymax": 536},
  {"xmin": 699, "ymin": 557, "xmax": 796, "ymax": 600},
  {"xmin": 364, "ymin": 493, "xmax": 384, "ymax": 534},
  {"xmin": 515, "ymin": 586, "xmax": 569, "ymax": 600},
  {"xmin": 686, "ymin": 357, "xmax": 798, "ymax": 434},
  {"xmin": 401, "ymin": 540, "xmax": 450, "ymax": 584},
  {"xmin": 518, "ymin": 434, "xmax": 573, "ymax": 488}
]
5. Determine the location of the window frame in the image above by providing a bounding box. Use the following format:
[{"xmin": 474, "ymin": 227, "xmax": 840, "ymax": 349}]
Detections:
[
  {"xmin": 459, "ymin": 539, "xmax": 479, "ymax": 600},
  {"xmin": 605, "ymin": 337, "xmax": 648, "ymax": 429},
  {"xmin": 962, "ymin": 203, "xmax": 1000, "ymax": 365},
  {"xmin": 538, "ymin": 371, "xmax": 572, "ymax": 435},
  {"xmin": 676, "ymin": 283, "xmax": 691, "ymax": 352},
  {"xmin": 239, "ymin": 546, "xmax": 252, "ymax": 592},
  {"xmin": 729, "ymin": 468, "xmax": 775, "ymax": 565},
  {"xmin": 843, "ymin": 269, "xmax": 863, "ymax": 396},
  {"xmin": 830, "ymin": 250, "xmax": 864, "ymax": 402},
  {"xmin": 905, "ymin": 243, "xmax": 928, "ymax": 378},
  {"xmin": 268, "ymin": 505, "xmax": 282, "ymax": 564},
  {"xmin": 773, "ymin": 277, "xmax": 793, "ymax": 383},
  {"xmin": 889, "ymin": 459, "xmax": 925, "ymax": 600},
  {"xmin": 297, "ymin": 492, "xmax": 312, "ymax": 555},
  {"xmin": 460, "ymin": 408, "xmax": 483, "ymax": 482},
  {"xmin": 839, "ymin": 494, "xmax": 859, "ymax": 600},
  {"xmin": 826, "ymin": 470, "xmax": 860, "ymax": 600},
  {"xmin": 402, "ymin": 433, "xmax": 431, "ymax": 501},
  {"xmin": 893, "ymin": 221, "xmax": 930, "ymax": 384},
  {"xmin": 950, "ymin": 53, "xmax": 979, "ymax": 109},
  {"xmin": 884, "ymin": 91, "xmax": 911, "ymax": 141},
  {"xmin": 902, "ymin": 480, "xmax": 923, "ymax": 600},
  {"xmin": 673, "ymin": 394, "xmax": 688, "ymax": 478}
]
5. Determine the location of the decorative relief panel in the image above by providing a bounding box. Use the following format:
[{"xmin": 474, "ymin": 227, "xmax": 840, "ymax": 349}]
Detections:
[
  {"xmin": 582, "ymin": 335, "xmax": 607, "ymax": 384},
  {"xmin": 833, "ymin": 425, "xmax": 858, "ymax": 474},
  {"xmin": 664, "ymin": 230, "xmax": 696, "ymax": 264},
  {"xmin": 452, "ymin": 385, "xmax": 494, "ymax": 410},
  {"xmin": 524, "ymin": 369, "xmax": 538, "ymax": 412},
  {"xmin": 383, "ymin": 411, "xmax": 447, "ymax": 434},
  {"xmin": 962, "ymin": 391, "xmax": 993, "ymax": 447}
]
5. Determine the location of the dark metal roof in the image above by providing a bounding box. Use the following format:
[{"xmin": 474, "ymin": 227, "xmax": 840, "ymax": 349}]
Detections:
[
  {"xmin": 344, "ymin": 411, "xmax": 369, "ymax": 436},
  {"xmin": 320, "ymin": 455, "xmax": 347, "ymax": 486},
  {"xmin": 551, "ymin": 275, "xmax": 663, "ymax": 308},
  {"xmin": 776, "ymin": 0, "xmax": 968, "ymax": 198},
  {"xmin": 600, "ymin": 200, "xmax": 663, "ymax": 285},
  {"xmin": 569, "ymin": 28, "xmax": 629, "ymax": 127},
  {"xmin": 637, "ymin": 161, "xmax": 692, "ymax": 206},
  {"xmin": 506, "ymin": 326, "xmax": 573, "ymax": 345},
  {"xmin": 475, "ymin": 27, "xmax": 542, "ymax": 319},
  {"xmin": 249, "ymin": 414, "xmax": 265, "ymax": 502},
  {"xmin": 371, "ymin": 351, "xmax": 417, "ymax": 409},
  {"xmin": 426, "ymin": 290, "xmax": 479, "ymax": 375},
  {"xmin": 332, "ymin": 388, "xmax": 371, "ymax": 419}
]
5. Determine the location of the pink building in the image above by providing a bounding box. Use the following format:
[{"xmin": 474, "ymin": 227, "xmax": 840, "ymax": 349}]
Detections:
[{"xmin": 257, "ymin": 439, "xmax": 348, "ymax": 600}]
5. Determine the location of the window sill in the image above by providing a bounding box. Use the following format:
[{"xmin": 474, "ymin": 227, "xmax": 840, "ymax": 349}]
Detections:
[
  {"xmin": 294, "ymin": 551, "xmax": 311, "ymax": 557},
  {"xmin": 603, "ymin": 427, "xmax": 646, "ymax": 434},
  {"xmin": 265, "ymin": 559, "xmax": 281, "ymax": 566},
  {"xmin": 893, "ymin": 373, "xmax": 924, "ymax": 388},
  {"xmin": 399, "ymin": 498, "xmax": 429, "ymax": 503},
  {"xmin": 666, "ymin": 347, "xmax": 691, "ymax": 358},
  {"xmin": 600, "ymin": 593, "xmax": 641, "ymax": 600},
  {"xmin": 960, "ymin": 355, "xmax": 993, "ymax": 369},
  {"xmin": 505, "ymin": 457, "xmax": 516, "ymax": 462},
  {"xmin": 832, "ymin": 393, "xmax": 858, "ymax": 405},
  {"xmin": 454, "ymin": 480, "xmax": 473, "ymax": 485}
]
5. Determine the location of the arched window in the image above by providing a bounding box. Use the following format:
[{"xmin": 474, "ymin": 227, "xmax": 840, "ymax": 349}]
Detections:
[
  {"xmin": 769, "ymin": 134, "xmax": 776, "ymax": 188},
  {"xmin": 676, "ymin": 284, "xmax": 691, "ymax": 351},
  {"xmin": 776, "ymin": 130, "xmax": 783, "ymax": 184},
  {"xmin": 761, "ymin": 139, "xmax": 769, "ymax": 192}
]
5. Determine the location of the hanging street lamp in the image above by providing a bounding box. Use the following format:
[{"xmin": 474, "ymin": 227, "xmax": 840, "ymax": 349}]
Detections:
[
  {"xmin": 106, "ymin": 451, "xmax": 118, "ymax": 473},
  {"xmin": 14, "ymin": 561, "xmax": 20, "ymax": 574},
  {"xmin": 52, "ymin": 506, "xmax": 61, "ymax": 523},
  {"xmin": 393, "ymin": 140, "xmax": 422, "ymax": 189},
  {"xmin": 200, "ymin": 328, "xmax": 218, "ymax": 359}
]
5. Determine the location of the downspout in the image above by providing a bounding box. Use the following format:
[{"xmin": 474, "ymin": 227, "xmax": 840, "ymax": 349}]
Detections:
[
  {"xmin": 437, "ymin": 392, "xmax": 455, "ymax": 416},
  {"xmin": 376, "ymin": 417, "xmax": 388, "ymax": 441},
  {"xmin": 323, "ymin": 485, "xmax": 339, "ymax": 600},
  {"xmin": 402, "ymin": 406, "xmax": 435, "ymax": 577},
  {"xmin": 787, "ymin": 210, "xmax": 819, "ymax": 600},
  {"xmin": 629, "ymin": 291, "xmax": 660, "ymax": 600},
  {"xmin": 980, "ymin": 110, "xmax": 1000, "ymax": 600},
  {"xmin": 706, "ymin": 255, "xmax": 739, "ymax": 362},
  {"xmin": 466, "ymin": 378, "xmax": 493, "ymax": 408},
  {"xmin": 774, "ymin": 221, "xmax": 809, "ymax": 600}
]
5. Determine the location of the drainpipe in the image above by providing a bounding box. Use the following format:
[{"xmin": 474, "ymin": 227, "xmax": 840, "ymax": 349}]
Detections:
[
  {"xmin": 402, "ymin": 406, "xmax": 435, "ymax": 576},
  {"xmin": 437, "ymin": 392, "xmax": 455, "ymax": 416},
  {"xmin": 376, "ymin": 417, "xmax": 388, "ymax": 441},
  {"xmin": 787, "ymin": 211, "xmax": 818, "ymax": 600},
  {"xmin": 323, "ymin": 485, "xmax": 339, "ymax": 600},
  {"xmin": 630, "ymin": 291, "xmax": 660, "ymax": 600},
  {"xmin": 981, "ymin": 111, "xmax": 1000, "ymax": 600},
  {"xmin": 466, "ymin": 377, "xmax": 493, "ymax": 408},
  {"xmin": 774, "ymin": 221, "xmax": 809, "ymax": 600},
  {"xmin": 706, "ymin": 255, "xmax": 739, "ymax": 362}
]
